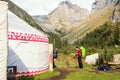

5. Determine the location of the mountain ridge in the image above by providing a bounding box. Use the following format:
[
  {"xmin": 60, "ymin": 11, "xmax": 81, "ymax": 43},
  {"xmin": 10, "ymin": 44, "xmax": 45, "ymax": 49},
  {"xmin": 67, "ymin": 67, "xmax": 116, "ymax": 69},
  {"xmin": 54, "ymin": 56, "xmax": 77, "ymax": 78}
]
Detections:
[
  {"xmin": 92, "ymin": 0, "xmax": 120, "ymax": 22},
  {"xmin": 62, "ymin": 1, "xmax": 116, "ymax": 44},
  {"xmin": 48, "ymin": 0, "xmax": 90, "ymax": 32}
]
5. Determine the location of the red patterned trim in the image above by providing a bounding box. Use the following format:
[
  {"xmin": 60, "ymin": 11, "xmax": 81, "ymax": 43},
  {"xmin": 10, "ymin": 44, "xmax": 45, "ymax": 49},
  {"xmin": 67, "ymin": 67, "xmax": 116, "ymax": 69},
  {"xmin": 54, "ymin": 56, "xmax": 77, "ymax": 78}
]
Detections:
[
  {"xmin": 16, "ymin": 67, "xmax": 49, "ymax": 76},
  {"xmin": 50, "ymin": 53, "xmax": 53, "ymax": 63},
  {"xmin": 8, "ymin": 31, "xmax": 49, "ymax": 43}
]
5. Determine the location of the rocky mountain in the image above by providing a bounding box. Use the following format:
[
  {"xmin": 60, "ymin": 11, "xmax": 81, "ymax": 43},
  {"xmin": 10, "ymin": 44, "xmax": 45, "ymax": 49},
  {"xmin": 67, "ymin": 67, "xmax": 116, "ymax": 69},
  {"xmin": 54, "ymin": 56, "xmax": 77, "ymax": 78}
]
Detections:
[
  {"xmin": 62, "ymin": 0, "xmax": 116, "ymax": 44},
  {"xmin": 92, "ymin": 0, "xmax": 120, "ymax": 22},
  {"xmin": 112, "ymin": 0, "xmax": 120, "ymax": 22},
  {"xmin": 48, "ymin": 0, "xmax": 89, "ymax": 32},
  {"xmin": 61, "ymin": 0, "xmax": 120, "ymax": 44}
]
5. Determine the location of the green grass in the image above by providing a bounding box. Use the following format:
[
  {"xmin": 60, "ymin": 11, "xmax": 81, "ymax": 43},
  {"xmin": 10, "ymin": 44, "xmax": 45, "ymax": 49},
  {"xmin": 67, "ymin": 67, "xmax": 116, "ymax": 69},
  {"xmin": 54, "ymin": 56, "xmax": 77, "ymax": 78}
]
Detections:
[
  {"xmin": 19, "ymin": 71, "xmax": 60, "ymax": 80},
  {"xmin": 55, "ymin": 54, "xmax": 120, "ymax": 80},
  {"xmin": 65, "ymin": 71, "xmax": 120, "ymax": 80},
  {"xmin": 34, "ymin": 71, "xmax": 59, "ymax": 80},
  {"xmin": 19, "ymin": 53, "xmax": 120, "ymax": 80}
]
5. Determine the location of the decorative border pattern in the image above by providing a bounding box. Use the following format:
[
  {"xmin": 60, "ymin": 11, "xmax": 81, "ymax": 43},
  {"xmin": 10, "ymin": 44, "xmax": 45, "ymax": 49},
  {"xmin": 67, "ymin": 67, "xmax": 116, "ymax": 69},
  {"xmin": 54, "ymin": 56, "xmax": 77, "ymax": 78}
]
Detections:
[
  {"xmin": 16, "ymin": 67, "xmax": 49, "ymax": 76},
  {"xmin": 8, "ymin": 31, "xmax": 49, "ymax": 43}
]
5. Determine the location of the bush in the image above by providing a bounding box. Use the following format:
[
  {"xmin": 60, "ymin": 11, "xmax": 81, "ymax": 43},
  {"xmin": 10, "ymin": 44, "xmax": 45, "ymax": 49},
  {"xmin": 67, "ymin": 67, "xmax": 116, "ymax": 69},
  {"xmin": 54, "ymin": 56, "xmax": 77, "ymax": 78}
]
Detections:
[
  {"xmin": 96, "ymin": 48, "xmax": 113, "ymax": 66},
  {"xmin": 19, "ymin": 76, "xmax": 34, "ymax": 80},
  {"xmin": 86, "ymin": 47, "xmax": 97, "ymax": 55}
]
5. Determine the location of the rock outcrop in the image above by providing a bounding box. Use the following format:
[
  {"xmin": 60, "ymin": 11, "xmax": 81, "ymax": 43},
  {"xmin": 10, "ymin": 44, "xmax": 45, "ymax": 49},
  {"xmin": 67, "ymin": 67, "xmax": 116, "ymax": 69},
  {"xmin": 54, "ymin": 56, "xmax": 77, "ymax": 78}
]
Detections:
[{"xmin": 92, "ymin": 0, "xmax": 120, "ymax": 22}]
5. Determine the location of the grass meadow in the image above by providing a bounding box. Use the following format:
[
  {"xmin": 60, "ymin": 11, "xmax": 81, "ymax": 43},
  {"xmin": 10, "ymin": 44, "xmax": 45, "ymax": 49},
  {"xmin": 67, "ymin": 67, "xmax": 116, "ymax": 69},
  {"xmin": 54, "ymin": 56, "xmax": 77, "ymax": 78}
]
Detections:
[{"xmin": 19, "ymin": 53, "xmax": 120, "ymax": 80}]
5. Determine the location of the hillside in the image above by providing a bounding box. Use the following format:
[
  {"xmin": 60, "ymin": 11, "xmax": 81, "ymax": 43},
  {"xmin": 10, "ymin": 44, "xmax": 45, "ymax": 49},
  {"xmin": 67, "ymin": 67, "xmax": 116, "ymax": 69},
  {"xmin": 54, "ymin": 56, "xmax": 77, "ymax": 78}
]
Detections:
[
  {"xmin": 74, "ymin": 22, "xmax": 120, "ymax": 48},
  {"xmin": 92, "ymin": 0, "xmax": 120, "ymax": 22},
  {"xmin": 62, "ymin": 4, "xmax": 115, "ymax": 44},
  {"xmin": 61, "ymin": 0, "xmax": 120, "ymax": 44}
]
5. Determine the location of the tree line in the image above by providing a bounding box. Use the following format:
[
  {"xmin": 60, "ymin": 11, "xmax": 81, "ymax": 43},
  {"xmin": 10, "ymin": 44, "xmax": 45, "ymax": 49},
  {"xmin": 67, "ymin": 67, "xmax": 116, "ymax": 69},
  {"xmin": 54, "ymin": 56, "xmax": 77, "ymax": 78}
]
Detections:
[{"xmin": 74, "ymin": 22, "xmax": 120, "ymax": 48}]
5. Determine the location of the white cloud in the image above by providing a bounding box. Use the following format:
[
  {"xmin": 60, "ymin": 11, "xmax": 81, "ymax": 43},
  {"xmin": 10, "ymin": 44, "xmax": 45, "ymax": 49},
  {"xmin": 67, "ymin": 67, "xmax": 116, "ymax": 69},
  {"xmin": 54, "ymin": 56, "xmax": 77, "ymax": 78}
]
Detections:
[{"xmin": 10, "ymin": 0, "xmax": 95, "ymax": 15}]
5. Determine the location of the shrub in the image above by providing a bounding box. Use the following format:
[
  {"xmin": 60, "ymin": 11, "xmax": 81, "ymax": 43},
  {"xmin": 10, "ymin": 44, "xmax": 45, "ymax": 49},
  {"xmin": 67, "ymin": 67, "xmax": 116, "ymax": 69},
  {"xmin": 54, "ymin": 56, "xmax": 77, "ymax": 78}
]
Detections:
[
  {"xmin": 96, "ymin": 48, "xmax": 113, "ymax": 66},
  {"xmin": 19, "ymin": 76, "xmax": 34, "ymax": 80}
]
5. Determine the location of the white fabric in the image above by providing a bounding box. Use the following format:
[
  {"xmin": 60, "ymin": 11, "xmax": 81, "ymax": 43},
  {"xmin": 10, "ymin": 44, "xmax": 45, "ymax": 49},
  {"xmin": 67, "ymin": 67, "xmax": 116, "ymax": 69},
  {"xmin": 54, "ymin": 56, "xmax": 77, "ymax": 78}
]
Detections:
[
  {"xmin": 0, "ymin": 1, "xmax": 8, "ymax": 80},
  {"xmin": 7, "ymin": 11, "xmax": 49, "ymax": 74},
  {"xmin": 85, "ymin": 53, "xmax": 99, "ymax": 65},
  {"xmin": 8, "ymin": 11, "xmax": 45, "ymax": 34},
  {"xmin": 113, "ymin": 54, "xmax": 120, "ymax": 62}
]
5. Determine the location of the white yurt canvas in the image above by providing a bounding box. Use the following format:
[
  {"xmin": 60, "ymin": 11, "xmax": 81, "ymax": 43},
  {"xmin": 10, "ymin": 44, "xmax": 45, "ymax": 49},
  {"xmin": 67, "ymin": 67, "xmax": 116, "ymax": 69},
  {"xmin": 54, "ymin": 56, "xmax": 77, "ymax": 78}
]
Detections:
[
  {"xmin": 0, "ymin": 1, "xmax": 8, "ymax": 80},
  {"xmin": 7, "ymin": 11, "xmax": 49, "ymax": 76},
  {"xmin": 85, "ymin": 53, "xmax": 99, "ymax": 65}
]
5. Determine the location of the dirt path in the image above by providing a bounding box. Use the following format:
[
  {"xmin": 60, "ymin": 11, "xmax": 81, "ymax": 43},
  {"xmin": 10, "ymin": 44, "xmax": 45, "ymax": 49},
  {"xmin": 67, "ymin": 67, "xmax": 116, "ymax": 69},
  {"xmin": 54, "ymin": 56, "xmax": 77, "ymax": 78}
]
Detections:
[{"xmin": 46, "ymin": 68, "xmax": 78, "ymax": 80}]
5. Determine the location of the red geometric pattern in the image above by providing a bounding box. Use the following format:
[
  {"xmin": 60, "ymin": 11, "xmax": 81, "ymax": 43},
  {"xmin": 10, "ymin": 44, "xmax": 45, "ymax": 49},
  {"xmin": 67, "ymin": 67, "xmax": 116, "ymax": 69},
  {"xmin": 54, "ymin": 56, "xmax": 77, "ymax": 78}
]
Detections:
[
  {"xmin": 50, "ymin": 53, "xmax": 53, "ymax": 63},
  {"xmin": 8, "ymin": 31, "xmax": 49, "ymax": 43},
  {"xmin": 16, "ymin": 67, "xmax": 49, "ymax": 76}
]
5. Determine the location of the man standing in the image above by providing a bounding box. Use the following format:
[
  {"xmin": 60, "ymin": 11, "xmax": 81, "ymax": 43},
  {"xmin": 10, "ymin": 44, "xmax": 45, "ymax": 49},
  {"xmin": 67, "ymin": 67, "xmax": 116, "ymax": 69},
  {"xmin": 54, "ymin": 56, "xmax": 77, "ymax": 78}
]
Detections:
[
  {"xmin": 76, "ymin": 46, "xmax": 83, "ymax": 69},
  {"xmin": 53, "ymin": 48, "xmax": 58, "ymax": 68}
]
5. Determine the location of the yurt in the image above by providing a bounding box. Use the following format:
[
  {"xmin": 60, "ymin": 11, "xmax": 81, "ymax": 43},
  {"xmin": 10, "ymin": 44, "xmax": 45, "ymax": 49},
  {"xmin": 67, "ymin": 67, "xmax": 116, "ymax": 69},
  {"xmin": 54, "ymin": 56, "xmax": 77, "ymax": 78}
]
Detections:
[
  {"xmin": 0, "ymin": 1, "xmax": 8, "ymax": 80},
  {"xmin": 7, "ymin": 11, "xmax": 49, "ymax": 76}
]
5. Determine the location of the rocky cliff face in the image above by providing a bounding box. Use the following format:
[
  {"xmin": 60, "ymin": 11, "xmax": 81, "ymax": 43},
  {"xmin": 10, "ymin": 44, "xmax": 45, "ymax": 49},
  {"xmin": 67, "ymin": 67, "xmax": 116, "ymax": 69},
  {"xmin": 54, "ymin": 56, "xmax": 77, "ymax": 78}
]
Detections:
[
  {"xmin": 92, "ymin": 0, "xmax": 120, "ymax": 22},
  {"xmin": 113, "ymin": 0, "xmax": 120, "ymax": 22},
  {"xmin": 92, "ymin": 0, "xmax": 112, "ymax": 11},
  {"xmin": 48, "ymin": 1, "xmax": 89, "ymax": 32}
]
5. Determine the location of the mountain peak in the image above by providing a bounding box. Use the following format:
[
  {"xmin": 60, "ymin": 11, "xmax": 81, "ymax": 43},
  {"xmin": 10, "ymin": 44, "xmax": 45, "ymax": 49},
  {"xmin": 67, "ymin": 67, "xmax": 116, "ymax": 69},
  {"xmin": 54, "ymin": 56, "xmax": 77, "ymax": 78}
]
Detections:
[
  {"xmin": 59, "ymin": 0, "xmax": 73, "ymax": 8},
  {"xmin": 48, "ymin": 1, "xmax": 89, "ymax": 32},
  {"xmin": 60, "ymin": 0, "xmax": 71, "ymax": 4}
]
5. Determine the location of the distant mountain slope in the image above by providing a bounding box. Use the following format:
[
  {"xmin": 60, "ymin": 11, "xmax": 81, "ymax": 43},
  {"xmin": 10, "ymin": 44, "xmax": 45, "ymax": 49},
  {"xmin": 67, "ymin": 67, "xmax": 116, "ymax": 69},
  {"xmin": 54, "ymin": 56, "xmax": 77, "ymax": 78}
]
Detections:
[
  {"xmin": 62, "ymin": 4, "xmax": 115, "ymax": 44},
  {"xmin": 75, "ymin": 22, "xmax": 120, "ymax": 48},
  {"xmin": 48, "ymin": 0, "xmax": 89, "ymax": 32},
  {"xmin": 61, "ymin": 0, "xmax": 120, "ymax": 44},
  {"xmin": 3, "ymin": 0, "xmax": 44, "ymax": 33},
  {"xmin": 32, "ymin": 15, "xmax": 58, "ymax": 34}
]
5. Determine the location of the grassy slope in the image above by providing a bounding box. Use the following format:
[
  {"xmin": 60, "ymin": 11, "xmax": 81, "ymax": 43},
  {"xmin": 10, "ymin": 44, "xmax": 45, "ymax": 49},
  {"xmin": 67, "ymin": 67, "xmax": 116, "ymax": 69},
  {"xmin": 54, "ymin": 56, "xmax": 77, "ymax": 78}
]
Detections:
[{"xmin": 76, "ymin": 21, "xmax": 120, "ymax": 49}]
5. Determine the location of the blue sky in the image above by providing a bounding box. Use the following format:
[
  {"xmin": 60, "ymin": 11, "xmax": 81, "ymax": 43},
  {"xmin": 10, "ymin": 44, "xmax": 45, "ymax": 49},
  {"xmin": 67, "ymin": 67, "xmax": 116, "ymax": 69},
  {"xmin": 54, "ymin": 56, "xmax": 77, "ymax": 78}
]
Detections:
[{"xmin": 11, "ymin": 0, "xmax": 95, "ymax": 15}]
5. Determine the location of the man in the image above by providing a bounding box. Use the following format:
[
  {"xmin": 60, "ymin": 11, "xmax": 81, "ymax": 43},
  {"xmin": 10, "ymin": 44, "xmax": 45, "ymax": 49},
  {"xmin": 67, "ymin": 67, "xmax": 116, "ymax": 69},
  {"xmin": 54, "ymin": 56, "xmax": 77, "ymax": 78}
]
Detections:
[
  {"xmin": 53, "ymin": 48, "xmax": 58, "ymax": 68},
  {"xmin": 76, "ymin": 46, "xmax": 83, "ymax": 69}
]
